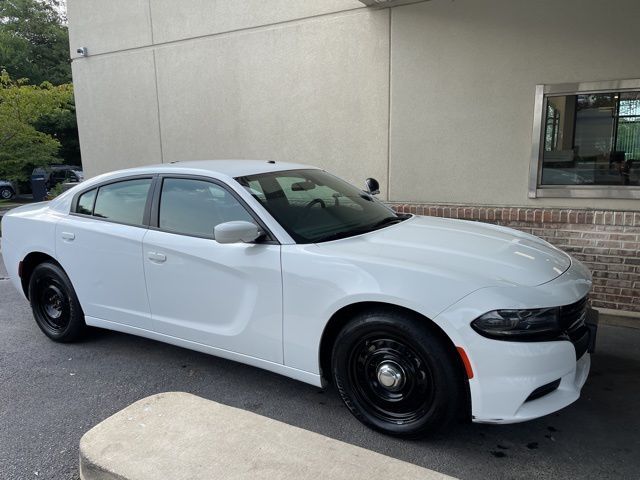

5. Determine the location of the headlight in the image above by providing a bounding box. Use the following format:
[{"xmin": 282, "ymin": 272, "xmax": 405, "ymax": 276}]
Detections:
[{"xmin": 471, "ymin": 307, "xmax": 561, "ymax": 341}]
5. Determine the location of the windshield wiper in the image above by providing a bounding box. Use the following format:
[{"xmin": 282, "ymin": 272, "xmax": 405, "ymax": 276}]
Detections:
[
  {"xmin": 368, "ymin": 215, "xmax": 407, "ymax": 230},
  {"xmin": 314, "ymin": 215, "xmax": 408, "ymax": 243}
]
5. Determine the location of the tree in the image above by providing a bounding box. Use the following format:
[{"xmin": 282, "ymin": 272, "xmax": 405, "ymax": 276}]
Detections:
[
  {"xmin": 0, "ymin": 1, "xmax": 81, "ymax": 185},
  {"xmin": 0, "ymin": 0, "xmax": 70, "ymax": 86},
  {"xmin": 33, "ymin": 89, "xmax": 81, "ymax": 166},
  {"xmin": 0, "ymin": 70, "xmax": 72, "ymax": 182}
]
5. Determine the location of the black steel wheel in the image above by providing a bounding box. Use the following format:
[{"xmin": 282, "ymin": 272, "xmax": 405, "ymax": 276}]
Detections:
[
  {"xmin": 332, "ymin": 310, "xmax": 465, "ymax": 437},
  {"xmin": 28, "ymin": 262, "xmax": 86, "ymax": 342}
]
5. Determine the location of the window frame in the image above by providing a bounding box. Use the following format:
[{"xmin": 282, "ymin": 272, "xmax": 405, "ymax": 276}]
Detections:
[
  {"xmin": 70, "ymin": 175, "xmax": 156, "ymax": 228},
  {"xmin": 148, "ymin": 174, "xmax": 278, "ymax": 244},
  {"xmin": 529, "ymin": 78, "xmax": 640, "ymax": 199}
]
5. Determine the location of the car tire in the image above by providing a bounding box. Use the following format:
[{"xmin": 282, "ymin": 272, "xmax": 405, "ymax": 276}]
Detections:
[
  {"xmin": 28, "ymin": 262, "xmax": 86, "ymax": 342},
  {"xmin": 0, "ymin": 186, "xmax": 14, "ymax": 200},
  {"xmin": 332, "ymin": 310, "xmax": 464, "ymax": 438}
]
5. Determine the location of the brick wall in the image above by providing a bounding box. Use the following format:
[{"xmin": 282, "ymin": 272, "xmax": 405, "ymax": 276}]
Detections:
[{"xmin": 389, "ymin": 203, "xmax": 640, "ymax": 314}]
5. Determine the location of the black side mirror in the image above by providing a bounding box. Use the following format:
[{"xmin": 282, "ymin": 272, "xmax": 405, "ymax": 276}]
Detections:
[{"xmin": 365, "ymin": 178, "xmax": 380, "ymax": 195}]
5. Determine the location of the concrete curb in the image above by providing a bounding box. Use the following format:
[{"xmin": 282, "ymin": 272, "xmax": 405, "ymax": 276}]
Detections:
[{"xmin": 79, "ymin": 392, "xmax": 455, "ymax": 480}]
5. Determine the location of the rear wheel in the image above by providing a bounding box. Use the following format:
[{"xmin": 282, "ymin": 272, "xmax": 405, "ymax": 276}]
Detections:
[
  {"xmin": 28, "ymin": 262, "xmax": 86, "ymax": 342},
  {"xmin": 0, "ymin": 186, "xmax": 14, "ymax": 200},
  {"xmin": 331, "ymin": 310, "xmax": 464, "ymax": 438}
]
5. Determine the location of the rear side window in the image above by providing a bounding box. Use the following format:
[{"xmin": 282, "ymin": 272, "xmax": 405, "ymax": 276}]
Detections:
[
  {"xmin": 76, "ymin": 188, "xmax": 96, "ymax": 215},
  {"xmin": 93, "ymin": 179, "xmax": 152, "ymax": 226},
  {"xmin": 159, "ymin": 178, "xmax": 253, "ymax": 238}
]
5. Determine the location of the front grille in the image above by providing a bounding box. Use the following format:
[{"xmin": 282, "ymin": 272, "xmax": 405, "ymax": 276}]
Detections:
[
  {"xmin": 559, "ymin": 296, "xmax": 590, "ymax": 360},
  {"xmin": 559, "ymin": 296, "xmax": 588, "ymax": 330}
]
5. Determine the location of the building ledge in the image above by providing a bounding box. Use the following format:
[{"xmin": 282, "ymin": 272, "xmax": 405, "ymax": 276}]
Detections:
[{"xmin": 359, "ymin": 0, "xmax": 428, "ymax": 7}]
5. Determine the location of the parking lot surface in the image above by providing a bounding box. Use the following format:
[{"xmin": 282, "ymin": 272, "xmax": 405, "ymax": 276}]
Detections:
[{"xmin": 1, "ymin": 253, "xmax": 639, "ymax": 480}]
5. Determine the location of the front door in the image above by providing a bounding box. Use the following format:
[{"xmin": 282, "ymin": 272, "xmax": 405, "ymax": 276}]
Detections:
[{"xmin": 142, "ymin": 177, "xmax": 283, "ymax": 363}]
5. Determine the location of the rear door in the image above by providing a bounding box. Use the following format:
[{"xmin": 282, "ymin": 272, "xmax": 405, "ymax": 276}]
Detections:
[
  {"xmin": 56, "ymin": 177, "xmax": 154, "ymax": 329},
  {"xmin": 142, "ymin": 176, "xmax": 283, "ymax": 363}
]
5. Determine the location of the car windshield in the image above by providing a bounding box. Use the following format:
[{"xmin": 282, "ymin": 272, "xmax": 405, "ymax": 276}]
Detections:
[{"xmin": 236, "ymin": 169, "xmax": 407, "ymax": 243}]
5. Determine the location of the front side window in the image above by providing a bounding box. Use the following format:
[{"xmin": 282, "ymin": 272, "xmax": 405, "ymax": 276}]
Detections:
[
  {"xmin": 532, "ymin": 81, "xmax": 640, "ymax": 198},
  {"xmin": 236, "ymin": 169, "xmax": 404, "ymax": 243},
  {"xmin": 93, "ymin": 178, "xmax": 152, "ymax": 225},
  {"xmin": 158, "ymin": 178, "xmax": 253, "ymax": 238}
]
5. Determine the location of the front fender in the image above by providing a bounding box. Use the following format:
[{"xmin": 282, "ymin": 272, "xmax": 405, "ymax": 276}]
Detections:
[{"xmin": 281, "ymin": 244, "xmax": 479, "ymax": 374}]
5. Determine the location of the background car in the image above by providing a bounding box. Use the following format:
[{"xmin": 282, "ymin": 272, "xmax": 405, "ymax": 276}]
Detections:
[
  {"xmin": 32, "ymin": 165, "xmax": 84, "ymax": 190},
  {"xmin": 0, "ymin": 180, "xmax": 16, "ymax": 200}
]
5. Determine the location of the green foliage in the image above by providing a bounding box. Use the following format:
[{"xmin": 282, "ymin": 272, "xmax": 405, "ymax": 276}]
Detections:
[
  {"xmin": 0, "ymin": 69, "xmax": 73, "ymax": 182},
  {"xmin": 0, "ymin": 1, "xmax": 81, "ymax": 183},
  {"xmin": 0, "ymin": 0, "xmax": 70, "ymax": 86},
  {"xmin": 33, "ymin": 87, "xmax": 81, "ymax": 166},
  {"xmin": 46, "ymin": 180, "xmax": 65, "ymax": 198}
]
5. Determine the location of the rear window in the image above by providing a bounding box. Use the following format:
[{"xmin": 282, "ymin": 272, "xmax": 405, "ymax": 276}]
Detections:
[
  {"xmin": 76, "ymin": 188, "xmax": 96, "ymax": 215},
  {"xmin": 92, "ymin": 179, "xmax": 152, "ymax": 226}
]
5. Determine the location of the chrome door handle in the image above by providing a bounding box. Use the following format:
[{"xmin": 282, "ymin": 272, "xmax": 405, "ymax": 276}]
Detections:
[
  {"xmin": 61, "ymin": 232, "xmax": 75, "ymax": 241},
  {"xmin": 147, "ymin": 251, "xmax": 166, "ymax": 263}
]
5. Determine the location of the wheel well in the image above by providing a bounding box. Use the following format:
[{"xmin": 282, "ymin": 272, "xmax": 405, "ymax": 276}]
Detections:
[
  {"xmin": 318, "ymin": 301, "xmax": 471, "ymax": 419},
  {"xmin": 20, "ymin": 252, "xmax": 61, "ymax": 299}
]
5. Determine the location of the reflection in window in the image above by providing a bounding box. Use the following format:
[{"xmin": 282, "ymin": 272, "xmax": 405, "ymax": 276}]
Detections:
[
  {"xmin": 76, "ymin": 188, "xmax": 96, "ymax": 215},
  {"xmin": 540, "ymin": 91, "xmax": 640, "ymax": 186},
  {"xmin": 236, "ymin": 170, "xmax": 394, "ymax": 244},
  {"xmin": 544, "ymin": 104, "xmax": 560, "ymax": 151},
  {"xmin": 159, "ymin": 178, "xmax": 253, "ymax": 238},
  {"xmin": 93, "ymin": 179, "xmax": 152, "ymax": 225}
]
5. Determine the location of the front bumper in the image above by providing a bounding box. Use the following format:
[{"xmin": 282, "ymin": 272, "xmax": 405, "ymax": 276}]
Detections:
[
  {"xmin": 483, "ymin": 351, "xmax": 592, "ymax": 424},
  {"xmin": 435, "ymin": 257, "xmax": 597, "ymax": 424},
  {"xmin": 468, "ymin": 319, "xmax": 596, "ymax": 425}
]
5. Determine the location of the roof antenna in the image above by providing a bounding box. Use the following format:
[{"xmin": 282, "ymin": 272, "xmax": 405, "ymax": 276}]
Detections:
[{"xmin": 267, "ymin": 160, "xmax": 276, "ymax": 164}]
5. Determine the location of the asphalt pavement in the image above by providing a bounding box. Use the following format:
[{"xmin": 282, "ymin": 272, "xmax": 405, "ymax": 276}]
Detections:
[{"xmin": 0, "ymin": 252, "xmax": 639, "ymax": 480}]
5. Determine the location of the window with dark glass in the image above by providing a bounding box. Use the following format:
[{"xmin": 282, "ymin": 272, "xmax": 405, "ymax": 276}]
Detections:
[
  {"xmin": 159, "ymin": 178, "xmax": 253, "ymax": 238},
  {"xmin": 93, "ymin": 178, "xmax": 151, "ymax": 225},
  {"xmin": 76, "ymin": 188, "xmax": 96, "ymax": 215},
  {"xmin": 540, "ymin": 91, "xmax": 640, "ymax": 186},
  {"xmin": 236, "ymin": 169, "xmax": 403, "ymax": 243}
]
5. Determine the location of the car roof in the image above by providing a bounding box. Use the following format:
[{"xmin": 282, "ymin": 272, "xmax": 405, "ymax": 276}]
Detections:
[{"xmin": 120, "ymin": 159, "xmax": 318, "ymax": 178}]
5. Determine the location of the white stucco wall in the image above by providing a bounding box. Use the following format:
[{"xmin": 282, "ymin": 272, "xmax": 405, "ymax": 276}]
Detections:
[
  {"xmin": 148, "ymin": 0, "xmax": 365, "ymax": 44},
  {"xmin": 389, "ymin": 0, "xmax": 640, "ymax": 210},
  {"xmin": 154, "ymin": 9, "xmax": 390, "ymax": 194},
  {"xmin": 68, "ymin": 0, "xmax": 640, "ymax": 209},
  {"xmin": 71, "ymin": 51, "xmax": 163, "ymax": 173}
]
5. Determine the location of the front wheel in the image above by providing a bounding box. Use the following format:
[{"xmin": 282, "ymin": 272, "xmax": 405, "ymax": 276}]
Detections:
[
  {"xmin": 28, "ymin": 262, "xmax": 86, "ymax": 342},
  {"xmin": 332, "ymin": 310, "xmax": 464, "ymax": 438}
]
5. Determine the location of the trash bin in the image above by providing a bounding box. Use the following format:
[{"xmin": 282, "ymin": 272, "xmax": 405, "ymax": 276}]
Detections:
[{"xmin": 30, "ymin": 174, "xmax": 47, "ymax": 202}]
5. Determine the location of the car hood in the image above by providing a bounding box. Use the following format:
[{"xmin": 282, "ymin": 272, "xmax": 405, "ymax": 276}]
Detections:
[{"xmin": 316, "ymin": 215, "xmax": 571, "ymax": 287}]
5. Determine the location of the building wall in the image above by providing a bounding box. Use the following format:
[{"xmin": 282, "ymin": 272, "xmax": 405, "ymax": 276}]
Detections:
[
  {"xmin": 68, "ymin": 0, "xmax": 388, "ymax": 193},
  {"xmin": 389, "ymin": 0, "xmax": 640, "ymax": 211},
  {"xmin": 67, "ymin": 0, "xmax": 640, "ymax": 312}
]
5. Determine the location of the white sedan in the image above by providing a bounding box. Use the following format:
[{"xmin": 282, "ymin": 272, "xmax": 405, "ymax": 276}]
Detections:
[{"xmin": 1, "ymin": 160, "xmax": 597, "ymax": 437}]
